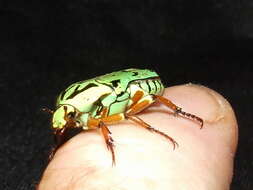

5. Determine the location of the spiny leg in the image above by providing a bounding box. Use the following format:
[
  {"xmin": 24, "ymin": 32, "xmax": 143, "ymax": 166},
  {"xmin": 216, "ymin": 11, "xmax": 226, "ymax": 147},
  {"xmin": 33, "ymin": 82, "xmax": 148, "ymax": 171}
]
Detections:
[
  {"xmin": 87, "ymin": 111, "xmax": 125, "ymax": 165},
  {"xmin": 127, "ymin": 115, "xmax": 178, "ymax": 149},
  {"xmin": 154, "ymin": 95, "xmax": 203, "ymax": 128},
  {"xmin": 49, "ymin": 128, "xmax": 66, "ymax": 160},
  {"xmin": 126, "ymin": 94, "xmax": 179, "ymax": 149},
  {"xmin": 99, "ymin": 121, "xmax": 116, "ymax": 165}
]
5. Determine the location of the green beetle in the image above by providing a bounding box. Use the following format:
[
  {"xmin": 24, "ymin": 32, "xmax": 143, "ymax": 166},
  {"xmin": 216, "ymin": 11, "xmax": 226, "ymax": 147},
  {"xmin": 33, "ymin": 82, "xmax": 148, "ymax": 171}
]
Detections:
[{"xmin": 45, "ymin": 68, "xmax": 203, "ymax": 164}]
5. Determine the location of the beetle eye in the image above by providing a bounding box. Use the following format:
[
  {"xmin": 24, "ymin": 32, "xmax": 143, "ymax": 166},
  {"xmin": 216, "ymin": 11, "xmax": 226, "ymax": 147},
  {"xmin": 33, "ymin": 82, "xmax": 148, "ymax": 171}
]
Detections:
[{"xmin": 67, "ymin": 112, "xmax": 75, "ymax": 118}]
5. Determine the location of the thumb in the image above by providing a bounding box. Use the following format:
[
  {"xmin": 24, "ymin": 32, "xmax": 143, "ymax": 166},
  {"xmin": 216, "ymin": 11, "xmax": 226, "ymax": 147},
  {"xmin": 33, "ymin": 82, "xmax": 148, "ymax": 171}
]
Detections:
[{"xmin": 38, "ymin": 84, "xmax": 238, "ymax": 190}]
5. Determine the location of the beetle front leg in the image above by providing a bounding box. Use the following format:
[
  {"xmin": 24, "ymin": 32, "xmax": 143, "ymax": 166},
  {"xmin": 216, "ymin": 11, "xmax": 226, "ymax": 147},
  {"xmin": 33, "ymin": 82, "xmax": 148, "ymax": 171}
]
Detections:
[
  {"xmin": 49, "ymin": 128, "xmax": 66, "ymax": 160},
  {"xmin": 154, "ymin": 95, "xmax": 204, "ymax": 128}
]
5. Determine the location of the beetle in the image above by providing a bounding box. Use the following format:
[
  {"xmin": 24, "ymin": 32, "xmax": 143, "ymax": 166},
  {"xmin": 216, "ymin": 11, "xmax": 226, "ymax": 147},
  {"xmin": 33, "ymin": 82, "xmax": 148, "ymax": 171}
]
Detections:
[{"xmin": 44, "ymin": 68, "xmax": 203, "ymax": 164}]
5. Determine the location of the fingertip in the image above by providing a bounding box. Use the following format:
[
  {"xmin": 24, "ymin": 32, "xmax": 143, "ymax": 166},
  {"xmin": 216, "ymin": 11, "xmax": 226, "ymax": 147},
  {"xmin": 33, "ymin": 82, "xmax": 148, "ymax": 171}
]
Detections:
[{"xmin": 164, "ymin": 84, "xmax": 238, "ymax": 152}]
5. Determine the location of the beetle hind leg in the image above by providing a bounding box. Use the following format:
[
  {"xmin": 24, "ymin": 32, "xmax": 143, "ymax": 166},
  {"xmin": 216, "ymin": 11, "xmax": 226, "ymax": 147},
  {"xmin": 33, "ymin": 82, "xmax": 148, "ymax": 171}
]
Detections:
[{"xmin": 154, "ymin": 95, "xmax": 203, "ymax": 128}]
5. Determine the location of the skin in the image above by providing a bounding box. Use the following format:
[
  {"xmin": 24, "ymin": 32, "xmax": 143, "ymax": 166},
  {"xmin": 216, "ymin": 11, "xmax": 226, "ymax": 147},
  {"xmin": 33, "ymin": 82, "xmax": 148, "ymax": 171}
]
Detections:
[{"xmin": 38, "ymin": 84, "xmax": 238, "ymax": 190}]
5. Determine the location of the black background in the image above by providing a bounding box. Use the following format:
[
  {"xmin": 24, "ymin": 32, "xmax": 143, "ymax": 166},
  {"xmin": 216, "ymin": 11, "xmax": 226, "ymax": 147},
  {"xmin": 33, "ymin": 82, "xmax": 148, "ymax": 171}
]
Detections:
[{"xmin": 1, "ymin": 0, "xmax": 252, "ymax": 189}]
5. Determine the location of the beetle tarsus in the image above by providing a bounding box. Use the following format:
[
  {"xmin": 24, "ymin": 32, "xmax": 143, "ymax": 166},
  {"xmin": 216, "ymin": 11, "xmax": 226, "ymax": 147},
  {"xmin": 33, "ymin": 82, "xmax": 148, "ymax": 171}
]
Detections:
[
  {"xmin": 148, "ymin": 127, "xmax": 178, "ymax": 150},
  {"xmin": 176, "ymin": 109, "xmax": 204, "ymax": 129},
  {"xmin": 48, "ymin": 128, "xmax": 67, "ymax": 161},
  {"xmin": 154, "ymin": 95, "xmax": 204, "ymax": 128},
  {"xmin": 49, "ymin": 146, "xmax": 57, "ymax": 161}
]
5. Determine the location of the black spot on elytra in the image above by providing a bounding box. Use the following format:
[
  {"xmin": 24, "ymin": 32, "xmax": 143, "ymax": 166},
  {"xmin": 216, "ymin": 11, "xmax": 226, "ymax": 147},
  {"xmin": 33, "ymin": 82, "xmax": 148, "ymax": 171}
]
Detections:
[
  {"xmin": 111, "ymin": 79, "xmax": 120, "ymax": 88},
  {"xmin": 94, "ymin": 93, "xmax": 110, "ymax": 116},
  {"xmin": 132, "ymin": 72, "xmax": 138, "ymax": 76},
  {"xmin": 117, "ymin": 91, "xmax": 125, "ymax": 97}
]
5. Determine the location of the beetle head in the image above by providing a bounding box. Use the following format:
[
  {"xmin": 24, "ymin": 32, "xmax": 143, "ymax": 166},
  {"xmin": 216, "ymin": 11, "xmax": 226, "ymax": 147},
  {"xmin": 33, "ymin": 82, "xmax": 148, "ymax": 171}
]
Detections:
[{"xmin": 52, "ymin": 105, "xmax": 82, "ymax": 129}]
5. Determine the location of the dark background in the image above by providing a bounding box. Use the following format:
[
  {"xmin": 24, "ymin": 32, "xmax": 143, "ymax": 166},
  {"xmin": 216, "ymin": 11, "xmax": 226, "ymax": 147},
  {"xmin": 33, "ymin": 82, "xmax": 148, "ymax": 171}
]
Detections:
[{"xmin": 1, "ymin": 0, "xmax": 252, "ymax": 189}]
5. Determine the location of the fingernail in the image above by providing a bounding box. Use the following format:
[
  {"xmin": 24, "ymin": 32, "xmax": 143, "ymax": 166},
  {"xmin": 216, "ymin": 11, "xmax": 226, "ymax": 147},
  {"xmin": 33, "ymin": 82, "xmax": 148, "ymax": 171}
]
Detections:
[
  {"xmin": 185, "ymin": 84, "xmax": 236, "ymax": 125},
  {"xmin": 165, "ymin": 84, "xmax": 238, "ymax": 151}
]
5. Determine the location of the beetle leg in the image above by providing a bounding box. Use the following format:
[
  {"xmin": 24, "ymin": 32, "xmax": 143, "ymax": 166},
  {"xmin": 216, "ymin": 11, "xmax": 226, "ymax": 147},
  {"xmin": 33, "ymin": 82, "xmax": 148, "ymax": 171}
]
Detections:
[
  {"xmin": 42, "ymin": 107, "xmax": 54, "ymax": 114},
  {"xmin": 128, "ymin": 90, "xmax": 145, "ymax": 109},
  {"xmin": 154, "ymin": 95, "xmax": 203, "ymax": 128},
  {"xmin": 99, "ymin": 121, "xmax": 116, "ymax": 165},
  {"xmin": 127, "ymin": 115, "xmax": 178, "ymax": 149},
  {"xmin": 126, "ymin": 95, "xmax": 155, "ymax": 115},
  {"xmin": 87, "ymin": 113, "xmax": 125, "ymax": 128},
  {"xmin": 126, "ymin": 95, "xmax": 178, "ymax": 149},
  {"xmin": 49, "ymin": 128, "xmax": 66, "ymax": 160},
  {"xmin": 87, "ymin": 112, "xmax": 125, "ymax": 165}
]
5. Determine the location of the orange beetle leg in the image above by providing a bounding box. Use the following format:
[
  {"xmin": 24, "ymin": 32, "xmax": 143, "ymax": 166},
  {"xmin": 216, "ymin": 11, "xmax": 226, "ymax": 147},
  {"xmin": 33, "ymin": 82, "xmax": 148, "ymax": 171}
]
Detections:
[{"xmin": 154, "ymin": 95, "xmax": 203, "ymax": 128}]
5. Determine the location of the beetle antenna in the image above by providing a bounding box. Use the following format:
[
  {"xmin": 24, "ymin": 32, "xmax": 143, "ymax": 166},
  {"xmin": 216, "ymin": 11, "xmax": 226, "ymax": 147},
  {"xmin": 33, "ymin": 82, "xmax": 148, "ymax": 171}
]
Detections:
[{"xmin": 42, "ymin": 107, "xmax": 54, "ymax": 114}]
